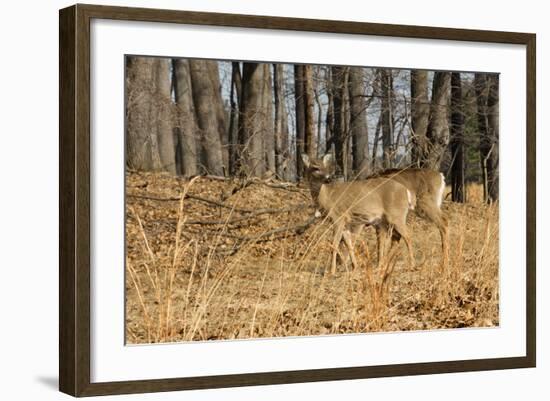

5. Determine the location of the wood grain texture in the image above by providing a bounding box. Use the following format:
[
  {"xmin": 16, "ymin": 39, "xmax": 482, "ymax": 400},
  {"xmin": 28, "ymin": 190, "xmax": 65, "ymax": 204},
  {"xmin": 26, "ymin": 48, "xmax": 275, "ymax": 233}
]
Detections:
[
  {"xmin": 59, "ymin": 3, "xmax": 536, "ymax": 397},
  {"xmin": 78, "ymin": 3, "xmax": 533, "ymax": 44},
  {"xmin": 525, "ymin": 33, "xmax": 536, "ymax": 368},
  {"xmin": 78, "ymin": 357, "xmax": 533, "ymax": 396},
  {"xmin": 59, "ymin": 5, "xmax": 76, "ymax": 396},
  {"xmin": 59, "ymin": 4, "xmax": 92, "ymax": 396}
]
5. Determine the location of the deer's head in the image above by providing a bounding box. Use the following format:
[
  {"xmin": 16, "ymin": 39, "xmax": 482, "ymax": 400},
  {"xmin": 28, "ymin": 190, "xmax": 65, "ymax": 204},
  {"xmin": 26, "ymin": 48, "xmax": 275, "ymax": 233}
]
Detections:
[{"xmin": 301, "ymin": 153, "xmax": 334, "ymax": 184}]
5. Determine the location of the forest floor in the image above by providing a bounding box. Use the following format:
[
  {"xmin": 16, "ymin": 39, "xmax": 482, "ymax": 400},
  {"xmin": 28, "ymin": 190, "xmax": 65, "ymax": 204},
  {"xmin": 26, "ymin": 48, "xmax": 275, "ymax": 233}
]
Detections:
[{"xmin": 125, "ymin": 171, "xmax": 499, "ymax": 344}]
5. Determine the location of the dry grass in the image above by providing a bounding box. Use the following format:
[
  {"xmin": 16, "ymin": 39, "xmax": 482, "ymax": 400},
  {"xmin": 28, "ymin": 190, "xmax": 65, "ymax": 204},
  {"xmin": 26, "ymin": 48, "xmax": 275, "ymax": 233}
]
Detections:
[{"xmin": 125, "ymin": 171, "xmax": 499, "ymax": 344}]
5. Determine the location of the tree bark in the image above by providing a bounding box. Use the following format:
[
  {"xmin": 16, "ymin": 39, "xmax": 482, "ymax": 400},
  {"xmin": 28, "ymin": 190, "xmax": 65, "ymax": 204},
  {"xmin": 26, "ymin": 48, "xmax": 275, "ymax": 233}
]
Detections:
[
  {"xmin": 450, "ymin": 72, "xmax": 466, "ymax": 202},
  {"xmin": 371, "ymin": 114, "xmax": 382, "ymax": 170},
  {"xmin": 343, "ymin": 70, "xmax": 352, "ymax": 177},
  {"xmin": 349, "ymin": 67, "xmax": 369, "ymax": 178},
  {"xmin": 330, "ymin": 66, "xmax": 348, "ymax": 176},
  {"xmin": 172, "ymin": 59, "xmax": 199, "ymax": 177},
  {"xmin": 126, "ymin": 56, "xmax": 155, "ymax": 171},
  {"xmin": 263, "ymin": 64, "xmax": 276, "ymax": 174},
  {"xmin": 303, "ymin": 65, "xmax": 317, "ymax": 158},
  {"xmin": 228, "ymin": 62, "xmax": 241, "ymax": 175},
  {"xmin": 274, "ymin": 64, "xmax": 290, "ymax": 180},
  {"xmin": 379, "ymin": 69, "xmax": 394, "ymax": 169},
  {"xmin": 206, "ymin": 61, "xmax": 229, "ymax": 173},
  {"xmin": 239, "ymin": 63, "xmax": 267, "ymax": 177},
  {"xmin": 313, "ymin": 71, "xmax": 324, "ymax": 155},
  {"xmin": 294, "ymin": 65, "xmax": 306, "ymax": 177},
  {"xmin": 486, "ymin": 75, "xmax": 499, "ymax": 202},
  {"xmin": 153, "ymin": 58, "xmax": 176, "ymax": 174},
  {"xmin": 188, "ymin": 60, "xmax": 225, "ymax": 176},
  {"xmin": 325, "ymin": 69, "xmax": 335, "ymax": 155},
  {"xmin": 475, "ymin": 73, "xmax": 499, "ymax": 202},
  {"xmin": 410, "ymin": 70, "xmax": 430, "ymax": 167},
  {"xmin": 474, "ymin": 74, "xmax": 489, "ymax": 199},
  {"xmin": 425, "ymin": 71, "xmax": 451, "ymax": 169}
]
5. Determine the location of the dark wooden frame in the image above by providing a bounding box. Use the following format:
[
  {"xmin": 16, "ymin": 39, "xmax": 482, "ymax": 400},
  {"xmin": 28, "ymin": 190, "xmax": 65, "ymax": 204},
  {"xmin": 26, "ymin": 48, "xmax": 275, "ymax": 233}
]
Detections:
[{"xmin": 59, "ymin": 3, "xmax": 536, "ymax": 397}]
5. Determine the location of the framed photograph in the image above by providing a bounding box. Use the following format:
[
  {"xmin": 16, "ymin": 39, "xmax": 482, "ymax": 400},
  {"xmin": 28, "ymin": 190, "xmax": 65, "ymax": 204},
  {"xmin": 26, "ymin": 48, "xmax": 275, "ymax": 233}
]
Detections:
[{"xmin": 59, "ymin": 3, "xmax": 536, "ymax": 397}]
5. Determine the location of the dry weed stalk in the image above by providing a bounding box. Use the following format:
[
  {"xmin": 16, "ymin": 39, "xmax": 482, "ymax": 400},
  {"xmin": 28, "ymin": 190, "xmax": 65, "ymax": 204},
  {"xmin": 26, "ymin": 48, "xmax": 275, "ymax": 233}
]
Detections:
[
  {"xmin": 126, "ymin": 171, "xmax": 499, "ymax": 343},
  {"xmin": 359, "ymin": 238, "xmax": 400, "ymax": 331},
  {"xmin": 127, "ymin": 177, "xmax": 198, "ymax": 342}
]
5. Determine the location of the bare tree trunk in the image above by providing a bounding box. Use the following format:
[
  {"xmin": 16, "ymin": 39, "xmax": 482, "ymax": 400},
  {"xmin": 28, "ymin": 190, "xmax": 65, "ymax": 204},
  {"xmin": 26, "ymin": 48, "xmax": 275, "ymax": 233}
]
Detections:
[
  {"xmin": 410, "ymin": 70, "xmax": 430, "ymax": 167},
  {"xmin": 371, "ymin": 114, "xmax": 382, "ymax": 170},
  {"xmin": 450, "ymin": 72, "xmax": 466, "ymax": 202},
  {"xmin": 349, "ymin": 67, "xmax": 369, "ymax": 178},
  {"xmin": 172, "ymin": 59, "xmax": 199, "ymax": 177},
  {"xmin": 425, "ymin": 71, "xmax": 451, "ymax": 169},
  {"xmin": 126, "ymin": 56, "xmax": 155, "ymax": 171},
  {"xmin": 303, "ymin": 65, "xmax": 317, "ymax": 158},
  {"xmin": 325, "ymin": 69, "xmax": 335, "ymax": 154},
  {"xmin": 474, "ymin": 74, "xmax": 489, "ymax": 199},
  {"xmin": 379, "ymin": 69, "xmax": 394, "ymax": 169},
  {"xmin": 207, "ymin": 61, "xmax": 229, "ymax": 172},
  {"xmin": 263, "ymin": 64, "xmax": 276, "ymax": 174},
  {"xmin": 343, "ymin": 71, "xmax": 352, "ymax": 178},
  {"xmin": 475, "ymin": 73, "xmax": 499, "ymax": 202},
  {"xmin": 486, "ymin": 75, "xmax": 499, "ymax": 202},
  {"xmin": 228, "ymin": 62, "xmax": 241, "ymax": 175},
  {"xmin": 274, "ymin": 64, "xmax": 289, "ymax": 180},
  {"xmin": 313, "ymin": 69, "xmax": 324, "ymax": 155},
  {"xmin": 331, "ymin": 66, "xmax": 348, "ymax": 176},
  {"xmin": 239, "ymin": 63, "xmax": 267, "ymax": 177},
  {"xmin": 188, "ymin": 60, "xmax": 225, "ymax": 176},
  {"xmin": 153, "ymin": 59, "xmax": 176, "ymax": 174},
  {"xmin": 294, "ymin": 65, "xmax": 306, "ymax": 178}
]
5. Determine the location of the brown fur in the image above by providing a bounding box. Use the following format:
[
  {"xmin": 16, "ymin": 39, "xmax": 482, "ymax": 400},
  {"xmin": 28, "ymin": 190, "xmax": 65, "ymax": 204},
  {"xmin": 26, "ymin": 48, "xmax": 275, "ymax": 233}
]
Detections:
[
  {"xmin": 302, "ymin": 154, "xmax": 415, "ymax": 274},
  {"xmin": 373, "ymin": 168, "xmax": 449, "ymax": 264}
]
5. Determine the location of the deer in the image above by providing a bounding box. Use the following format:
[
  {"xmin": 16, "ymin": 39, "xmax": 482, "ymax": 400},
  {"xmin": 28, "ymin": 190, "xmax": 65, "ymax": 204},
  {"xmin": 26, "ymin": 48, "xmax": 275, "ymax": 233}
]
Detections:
[
  {"xmin": 375, "ymin": 168, "xmax": 449, "ymax": 263},
  {"xmin": 337, "ymin": 168, "xmax": 449, "ymax": 268},
  {"xmin": 301, "ymin": 153, "xmax": 416, "ymax": 274}
]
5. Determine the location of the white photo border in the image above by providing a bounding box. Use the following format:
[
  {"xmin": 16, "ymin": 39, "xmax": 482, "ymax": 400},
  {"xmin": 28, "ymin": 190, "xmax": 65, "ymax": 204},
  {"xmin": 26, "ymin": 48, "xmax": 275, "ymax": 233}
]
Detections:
[{"xmin": 90, "ymin": 18, "xmax": 527, "ymax": 383}]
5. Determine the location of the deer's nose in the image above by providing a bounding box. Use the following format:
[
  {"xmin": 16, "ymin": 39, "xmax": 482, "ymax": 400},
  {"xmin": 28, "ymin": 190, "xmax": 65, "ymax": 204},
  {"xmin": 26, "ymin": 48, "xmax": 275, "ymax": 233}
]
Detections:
[{"xmin": 324, "ymin": 175, "xmax": 331, "ymax": 182}]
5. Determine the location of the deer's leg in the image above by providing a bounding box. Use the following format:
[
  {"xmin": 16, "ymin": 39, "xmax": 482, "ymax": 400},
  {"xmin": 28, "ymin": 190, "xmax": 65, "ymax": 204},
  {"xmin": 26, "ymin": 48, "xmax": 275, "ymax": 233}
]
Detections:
[
  {"xmin": 392, "ymin": 221, "xmax": 415, "ymax": 269},
  {"xmin": 401, "ymin": 231, "xmax": 415, "ymax": 270},
  {"xmin": 375, "ymin": 225, "xmax": 388, "ymax": 268},
  {"xmin": 337, "ymin": 238, "xmax": 350, "ymax": 267},
  {"xmin": 338, "ymin": 224, "xmax": 364, "ymax": 268},
  {"xmin": 352, "ymin": 224, "xmax": 366, "ymax": 262},
  {"xmin": 331, "ymin": 222, "xmax": 345, "ymax": 275},
  {"xmin": 418, "ymin": 197, "xmax": 449, "ymax": 268},
  {"xmin": 439, "ymin": 215, "xmax": 449, "ymax": 268},
  {"xmin": 342, "ymin": 229, "xmax": 358, "ymax": 270}
]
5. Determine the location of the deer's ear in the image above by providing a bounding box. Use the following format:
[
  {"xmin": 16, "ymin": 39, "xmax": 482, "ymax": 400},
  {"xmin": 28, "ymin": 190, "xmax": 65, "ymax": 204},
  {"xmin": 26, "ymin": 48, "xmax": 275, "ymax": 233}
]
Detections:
[
  {"xmin": 322, "ymin": 153, "xmax": 333, "ymax": 168},
  {"xmin": 301, "ymin": 153, "xmax": 310, "ymax": 168}
]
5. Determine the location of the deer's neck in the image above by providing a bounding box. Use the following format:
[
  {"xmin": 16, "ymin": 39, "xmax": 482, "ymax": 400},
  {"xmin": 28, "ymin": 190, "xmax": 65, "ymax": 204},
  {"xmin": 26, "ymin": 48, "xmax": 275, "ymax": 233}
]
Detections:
[{"xmin": 308, "ymin": 180, "xmax": 324, "ymax": 206}]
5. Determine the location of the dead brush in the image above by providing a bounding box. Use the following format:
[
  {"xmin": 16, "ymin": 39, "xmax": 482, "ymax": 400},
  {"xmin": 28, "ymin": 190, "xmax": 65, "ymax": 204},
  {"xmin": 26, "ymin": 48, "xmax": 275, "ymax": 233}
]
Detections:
[
  {"xmin": 126, "ymin": 177, "xmax": 198, "ymax": 343},
  {"xmin": 125, "ymin": 172, "xmax": 499, "ymax": 342},
  {"xmin": 358, "ymin": 237, "xmax": 400, "ymax": 331},
  {"xmin": 420, "ymin": 202, "xmax": 499, "ymax": 328}
]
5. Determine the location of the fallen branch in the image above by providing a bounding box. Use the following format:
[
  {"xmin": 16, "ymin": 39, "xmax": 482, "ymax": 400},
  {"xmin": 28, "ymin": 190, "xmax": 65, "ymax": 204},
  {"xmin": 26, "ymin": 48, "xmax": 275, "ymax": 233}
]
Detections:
[
  {"xmin": 208, "ymin": 215, "xmax": 319, "ymax": 255},
  {"xmin": 222, "ymin": 177, "xmax": 308, "ymax": 200},
  {"xmin": 245, "ymin": 178, "xmax": 307, "ymax": 193},
  {"xmin": 128, "ymin": 192, "xmax": 253, "ymax": 213},
  {"xmin": 227, "ymin": 180, "xmax": 254, "ymax": 199},
  {"xmin": 261, "ymin": 181, "xmax": 308, "ymax": 193},
  {"xmin": 214, "ymin": 215, "xmax": 318, "ymax": 242},
  {"xmin": 198, "ymin": 174, "xmax": 229, "ymax": 182},
  {"xmin": 127, "ymin": 193, "xmax": 179, "ymax": 202},
  {"xmin": 183, "ymin": 205, "xmax": 310, "ymax": 225}
]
